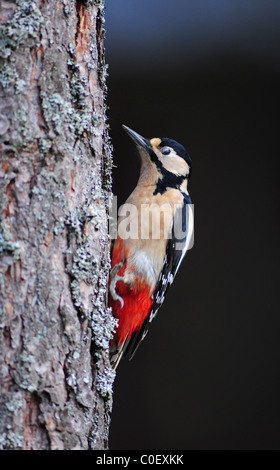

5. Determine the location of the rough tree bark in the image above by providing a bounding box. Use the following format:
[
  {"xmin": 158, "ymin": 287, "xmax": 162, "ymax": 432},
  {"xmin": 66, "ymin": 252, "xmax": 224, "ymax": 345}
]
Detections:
[{"xmin": 0, "ymin": 0, "xmax": 115, "ymax": 450}]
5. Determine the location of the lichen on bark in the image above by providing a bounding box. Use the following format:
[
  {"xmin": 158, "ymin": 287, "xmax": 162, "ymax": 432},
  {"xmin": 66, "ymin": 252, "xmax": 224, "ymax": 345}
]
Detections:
[{"xmin": 0, "ymin": 0, "xmax": 114, "ymax": 450}]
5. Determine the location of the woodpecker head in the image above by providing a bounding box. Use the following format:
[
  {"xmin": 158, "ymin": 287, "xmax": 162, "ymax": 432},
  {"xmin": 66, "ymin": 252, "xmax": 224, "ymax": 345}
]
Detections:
[{"xmin": 122, "ymin": 125, "xmax": 192, "ymax": 194}]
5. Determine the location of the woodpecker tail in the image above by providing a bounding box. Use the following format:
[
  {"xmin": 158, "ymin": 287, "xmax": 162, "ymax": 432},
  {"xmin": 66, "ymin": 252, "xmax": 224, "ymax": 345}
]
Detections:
[{"xmin": 109, "ymin": 338, "xmax": 128, "ymax": 370}]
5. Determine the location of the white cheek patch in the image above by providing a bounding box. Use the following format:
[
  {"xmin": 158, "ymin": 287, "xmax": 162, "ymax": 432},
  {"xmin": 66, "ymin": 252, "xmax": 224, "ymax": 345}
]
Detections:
[
  {"xmin": 162, "ymin": 154, "xmax": 189, "ymax": 176},
  {"xmin": 153, "ymin": 147, "xmax": 189, "ymax": 177}
]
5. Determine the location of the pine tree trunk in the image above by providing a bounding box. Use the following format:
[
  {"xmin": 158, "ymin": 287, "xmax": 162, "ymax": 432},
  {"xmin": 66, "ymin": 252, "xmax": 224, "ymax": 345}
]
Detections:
[{"xmin": 0, "ymin": 0, "xmax": 115, "ymax": 450}]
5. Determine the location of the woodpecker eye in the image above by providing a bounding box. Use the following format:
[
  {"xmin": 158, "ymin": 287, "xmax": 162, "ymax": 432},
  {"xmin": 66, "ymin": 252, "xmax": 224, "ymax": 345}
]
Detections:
[{"xmin": 161, "ymin": 147, "xmax": 171, "ymax": 155}]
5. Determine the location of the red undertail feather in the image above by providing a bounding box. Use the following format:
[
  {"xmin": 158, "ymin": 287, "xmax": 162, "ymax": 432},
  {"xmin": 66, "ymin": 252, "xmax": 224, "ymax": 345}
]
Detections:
[{"xmin": 109, "ymin": 238, "xmax": 153, "ymax": 347}]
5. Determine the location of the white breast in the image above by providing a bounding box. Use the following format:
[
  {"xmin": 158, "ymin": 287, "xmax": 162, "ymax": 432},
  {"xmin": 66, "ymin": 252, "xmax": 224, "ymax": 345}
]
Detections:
[{"xmin": 129, "ymin": 250, "xmax": 158, "ymax": 288}]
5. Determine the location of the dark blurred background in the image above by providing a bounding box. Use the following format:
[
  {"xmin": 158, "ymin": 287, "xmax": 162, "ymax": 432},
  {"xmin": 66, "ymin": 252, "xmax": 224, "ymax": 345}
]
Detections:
[{"xmin": 105, "ymin": 0, "xmax": 280, "ymax": 450}]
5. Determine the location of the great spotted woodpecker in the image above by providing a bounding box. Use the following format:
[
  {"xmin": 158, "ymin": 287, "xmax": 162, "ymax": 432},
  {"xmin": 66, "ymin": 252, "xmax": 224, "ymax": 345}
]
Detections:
[{"xmin": 109, "ymin": 125, "xmax": 193, "ymax": 369}]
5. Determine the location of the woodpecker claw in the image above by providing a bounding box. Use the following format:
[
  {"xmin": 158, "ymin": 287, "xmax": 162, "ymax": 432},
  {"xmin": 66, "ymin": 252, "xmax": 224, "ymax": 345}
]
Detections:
[{"xmin": 110, "ymin": 258, "xmax": 126, "ymax": 309}]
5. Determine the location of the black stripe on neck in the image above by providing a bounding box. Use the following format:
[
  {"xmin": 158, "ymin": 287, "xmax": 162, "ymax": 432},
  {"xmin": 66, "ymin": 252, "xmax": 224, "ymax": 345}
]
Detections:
[
  {"xmin": 154, "ymin": 172, "xmax": 185, "ymax": 195},
  {"xmin": 149, "ymin": 149, "xmax": 187, "ymax": 195}
]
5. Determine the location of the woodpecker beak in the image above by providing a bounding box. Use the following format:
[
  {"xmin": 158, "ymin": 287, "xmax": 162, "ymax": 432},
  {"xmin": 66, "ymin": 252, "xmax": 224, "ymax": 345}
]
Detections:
[{"xmin": 122, "ymin": 125, "xmax": 151, "ymax": 151}]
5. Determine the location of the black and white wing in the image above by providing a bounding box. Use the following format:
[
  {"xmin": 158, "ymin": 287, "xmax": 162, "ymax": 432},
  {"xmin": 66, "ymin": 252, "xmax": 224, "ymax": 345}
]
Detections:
[{"xmin": 125, "ymin": 193, "xmax": 194, "ymax": 360}]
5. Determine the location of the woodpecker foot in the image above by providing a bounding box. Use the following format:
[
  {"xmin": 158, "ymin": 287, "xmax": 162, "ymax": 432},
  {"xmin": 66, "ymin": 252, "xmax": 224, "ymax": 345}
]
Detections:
[{"xmin": 110, "ymin": 258, "xmax": 126, "ymax": 309}]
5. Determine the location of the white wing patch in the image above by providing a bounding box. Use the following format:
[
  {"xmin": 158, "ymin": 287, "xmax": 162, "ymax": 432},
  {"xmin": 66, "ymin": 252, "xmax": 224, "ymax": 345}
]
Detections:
[{"xmin": 174, "ymin": 202, "xmax": 194, "ymax": 276}]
